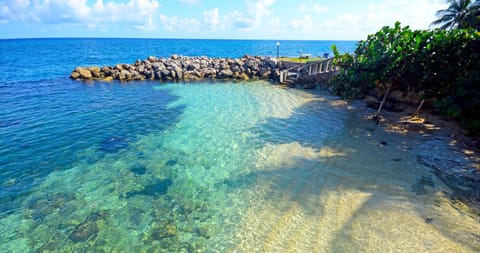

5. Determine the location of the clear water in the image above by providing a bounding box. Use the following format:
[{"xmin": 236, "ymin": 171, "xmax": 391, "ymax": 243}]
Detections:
[{"xmin": 1, "ymin": 39, "xmax": 479, "ymax": 252}]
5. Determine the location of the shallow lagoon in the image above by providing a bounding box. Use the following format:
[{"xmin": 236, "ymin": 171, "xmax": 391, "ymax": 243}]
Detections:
[{"xmin": 1, "ymin": 81, "xmax": 479, "ymax": 252}]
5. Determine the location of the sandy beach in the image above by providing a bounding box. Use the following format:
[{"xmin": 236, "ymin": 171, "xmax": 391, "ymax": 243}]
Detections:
[{"xmin": 362, "ymin": 97, "xmax": 480, "ymax": 213}]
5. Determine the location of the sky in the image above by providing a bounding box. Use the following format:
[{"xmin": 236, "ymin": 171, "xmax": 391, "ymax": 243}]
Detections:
[{"xmin": 0, "ymin": 0, "xmax": 448, "ymax": 40}]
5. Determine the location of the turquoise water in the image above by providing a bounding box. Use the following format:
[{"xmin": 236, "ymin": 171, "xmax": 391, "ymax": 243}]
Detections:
[
  {"xmin": 0, "ymin": 80, "xmax": 341, "ymax": 251},
  {"xmin": 1, "ymin": 80, "xmax": 479, "ymax": 252},
  {"xmin": 1, "ymin": 39, "xmax": 479, "ymax": 252}
]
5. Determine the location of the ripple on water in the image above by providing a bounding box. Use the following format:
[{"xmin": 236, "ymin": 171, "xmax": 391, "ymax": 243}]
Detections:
[{"xmin": 0, "ymin": 81, "xmax": 479, "ymax": 252}]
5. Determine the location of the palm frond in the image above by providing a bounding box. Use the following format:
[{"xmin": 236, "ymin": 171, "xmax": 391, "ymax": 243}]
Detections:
[{"xmin": 431, "ymin": 0, "xmax": 479, "ymax": 30}]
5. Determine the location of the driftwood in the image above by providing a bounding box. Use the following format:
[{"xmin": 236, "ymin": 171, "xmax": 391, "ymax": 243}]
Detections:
[
  {"xmin": 374, "ymin": 84, "xmax": 392, "ymax": 124},
  {"xmin": 412, "ymin": 98, "xmax": 425, "ymax": 116}
]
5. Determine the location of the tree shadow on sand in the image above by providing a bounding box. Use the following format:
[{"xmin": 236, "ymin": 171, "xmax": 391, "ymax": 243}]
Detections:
[{"xmin": 225, "ymin": 93, "xmax": 480, "ymax": 252}]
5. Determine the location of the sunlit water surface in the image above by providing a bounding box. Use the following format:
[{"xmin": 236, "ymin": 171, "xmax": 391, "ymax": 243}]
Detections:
[{"xmin": 1, "ymin": 81, "xmax": 479, "ymax": 252}]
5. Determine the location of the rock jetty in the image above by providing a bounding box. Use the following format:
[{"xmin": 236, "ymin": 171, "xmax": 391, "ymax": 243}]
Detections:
[{"xmin": 71, "ymin": 55, "xmax": 284, "ymax": 82}]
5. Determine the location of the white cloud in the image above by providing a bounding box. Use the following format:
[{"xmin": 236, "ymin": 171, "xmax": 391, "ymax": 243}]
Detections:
[
  {"xmin": 289, "ymin": 15, "xmax": 313, "ymax": 32},
  {"xmin": 0, "ymin": 0, "xmax": 160, "ymax": 30},
  {"xmin": 0, "ymin": 0, "xmax": 32, "ymax": 23},
  {"xmin": 0, "ymin": 0, "xmax": 450, "ymax": 39},
  {"xmin": 203, "ymin": 8, "xmax": 222, "ymax": 31},
  {"xmin": 299, "ymin": 1, "xmax": 328, "ymax": 14},
  {"xmin": 228, "ymin": 10, "xmax": 252, "ymax": 30},
  {"xmin": 197, "ymin": 0, "xmax": 277, "ymax": 34},
  {"xmin": 159, "ymin": 14, "xmax": 200, "ymax": 32},
  {"xmin": 33, "ymin": 0, "xmax": 91, "ymax": 23},
  {"xmin": 0, "ymin": 6, "xmax": 11, "ymax": 23},
  {"xmin": 178, "ymin": 0, "xmax": 200, "ymax": 6},
  {"xmin": 319, "ymin": 0, "xmax": 448, "ymax": 39},
  {"xmin": 246, "ymin": 0, "xmax": 275, "ymax": 29}
]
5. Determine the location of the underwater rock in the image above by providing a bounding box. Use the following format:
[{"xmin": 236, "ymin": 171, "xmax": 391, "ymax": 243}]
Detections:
[
  {"xmin": 69, "ymin": 221, "xmax": 98, "ymax": 242},
  {"xmin": 26, "ymin": 192, "xmax": 75, "ymax": 221},
  {"xmin": 425, "ymin": 217, "xmax": 434, "ymax": 224},
  {"xmin": 68, "ymin": 211, "xmax": 106, "ymax": 243},
  {"xmin": 195, "ymin": 224, "xmax": 213, "ymax": 239},
  {"xmin": 130, "ymin": 164, "xmax": 147, "ymax": 175},
  {"xmin": 29, "ymin": 199, "xmax": 55, "ymax": 221},
  {"xmin": 125, "ymin": 178, "xmax": 173, "ymax": 197},
  {"xmin": 150, "ymin": 221, "xmax": 178, "ymax": 240},
  {"xmin": 166, "ymin": 159, "xmax": 177, "ymax": 167},
  {"xmin": 129, "ymin": 208, "xmax": 144, "ymax": 226},
  {"xmin": 39, "ymin": 231, "xmax": 68, "ymax": 252},
  {"xmin": 417, "ymin": 155, "xmax": 480, "ymax": 205},
  {"xmin": 99, "ymin": 136, "xmax": 129, "ymax": 153}
]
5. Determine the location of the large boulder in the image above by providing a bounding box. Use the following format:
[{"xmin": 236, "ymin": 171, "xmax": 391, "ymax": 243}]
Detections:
[
  {"xmin": 101, "ymin": 66, "xmax": 111, "ymax": 72},
  {"xmin": 174, "ymin": 66, "xmax": 183, "ymax": 79},
  {"xmin": 147, "ymin": 56, "xmax": 157, "ymax": 62},
  {"xmin": 260, "ymin": 70, "xmax": 271, "ymax": 79},
  {"xmin": 89, "ymin": 67, "xmax": 101, "ymax": 78},
  {"xmin": 153, "ymin": 62, "xmax": 165, "ymax": 71},
  {"xmin": 77, "ymin": 68, "xmax": 92, "ymax": 79},
  {"xmin": 111, "ymin": 70, "xmax": 120, "ymax": 80},
  {"xmin": 219, "ymin": 69, "xmax": 234, "ymax": 79},
  {"xmin": 138, "ymin": 65, "xmax": 145, "ymax": 73},
  {"xmin": 145, "ymin": 70, "xmax": 155, "ymax": 80},
  {"xmin": 161, "ymin": 70, "xmax": 171, "ymax": 80},
  {"xmin": 103, "ymin": 76, "xmax": 113, "ymax": 82},
  {"xmin": 239, "ymin": 73, "xmax": 250, "ymax": 81},
  {"xmin": 131, "ymin": 71, "xmax": 143, "ymax": 80},
  {"xmin": 70, "ymin": 71, "xmax": 80, "ymax": 79},
  {"xmin": 119, "ymin": 70, "xmax": 132, "ymax": 80},
  {"xmin": 186, "ymin": 62, "xmax": 200, "ymax": 71}
]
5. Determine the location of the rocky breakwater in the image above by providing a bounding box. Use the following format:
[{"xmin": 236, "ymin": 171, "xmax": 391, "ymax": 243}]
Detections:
[{"xmin": 70, "ymin": 55, "xmax": 282, "ymax": 82}]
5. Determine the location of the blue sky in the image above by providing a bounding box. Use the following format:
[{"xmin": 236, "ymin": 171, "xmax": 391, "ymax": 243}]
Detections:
[{"xmin": 0, "ymin": 0, "xmax": 448, "ymax": 40}]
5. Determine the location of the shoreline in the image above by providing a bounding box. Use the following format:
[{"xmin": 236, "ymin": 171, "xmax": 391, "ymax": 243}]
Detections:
[
  {"xmin": 360, "ymin": 98, "xmax": 480, "ymax": 214},
  {"xmin": 71, "ymin": 55, "xmax": 480, "ymax": 214}
]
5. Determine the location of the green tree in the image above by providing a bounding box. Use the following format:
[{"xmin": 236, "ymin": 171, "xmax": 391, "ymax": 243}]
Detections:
[
  {"xmin": 331, "ymin": 23, "xmax": 480, "ymax": 134},
  {"xmin": 431, "ymin": 0, "xmax": 480, "ymax": 30}
]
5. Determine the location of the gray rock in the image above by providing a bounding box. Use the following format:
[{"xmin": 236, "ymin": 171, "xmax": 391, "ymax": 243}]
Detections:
[
  {"xmin": 69, "ymin": 221, "xmax": 98, "ymax": 242},
  {"xmin": 131, "ymin": 71, "xmax": 143, "ymax": 80},
  {"xmin": 138, "ymin": 65, "xmax": 145, "ymax": 73},
  {"xmin": 155, "ymin": 71, "xmax": 163, "ymax": 80},
  {"xmin": 89, "ymin": 67, "xmax": 101, "ymax": 78},
  {"xmin": 260, "ymin": 70, "xmax": 271, "ymax": 79},
  {"xmin": 219, "ymin": 69, "xmax": 233, "ymax": 78},
  {"xmin": 101, "ymin": 66, "xmax": 111, "ymax": 72},
  {"xmin": 145, "ymin": 70, "xmax": 155, "ymax": 80},
  {"xmin": 119, "ymin": 70, "xmax": 131, "ymax": 80},
  {"xmin": 147, "ymin": 56, "xmax": 157, "ymax": 62},
  {"xmin": 70, "ymin": 71, "xmax": 80, "ymax": 79},
  {"xmin": 71, "ymin": 55, "xmax": 291, "ymax": 82},
  {"xmin": 175, "ymin": 67, "xmax": 183, "ymax": 79},
  {"xmin": 111, "ymin": 70, "xmax": 119, "ymax": 79},
  {"xmin": 78, "ymin": 68, "xmax": 92, "ymax": 79}
]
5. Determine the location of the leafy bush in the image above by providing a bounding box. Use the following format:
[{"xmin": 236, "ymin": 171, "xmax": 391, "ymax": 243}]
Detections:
[{"xmin": 331, "ymin": 22, "xmax": 480, "ymax": 134}]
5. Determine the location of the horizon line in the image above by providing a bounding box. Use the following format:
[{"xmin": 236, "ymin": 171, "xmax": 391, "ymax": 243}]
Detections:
[{"xmin": 0, "ymin": 36, "xmax": 360, "ymax": 42}]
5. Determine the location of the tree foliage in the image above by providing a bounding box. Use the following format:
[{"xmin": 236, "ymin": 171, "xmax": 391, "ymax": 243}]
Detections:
[
  {"xmin": 431, "ymin": 0, "xmax": 480, "ymax": 30},
  {"xmin": 331, "ymin": 22, "xmax": 480, "ymax": 134}
]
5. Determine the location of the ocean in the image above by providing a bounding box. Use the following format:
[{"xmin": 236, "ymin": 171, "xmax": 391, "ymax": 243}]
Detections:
[{"xmin": 1, "ymin": 38, "xmax": 479, "ymax": 252}]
